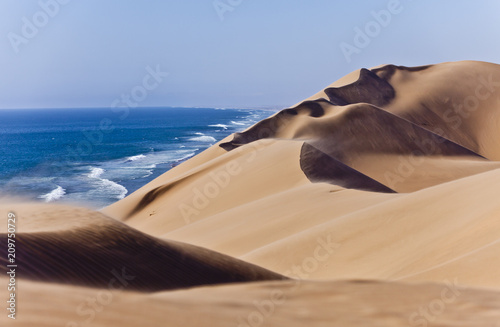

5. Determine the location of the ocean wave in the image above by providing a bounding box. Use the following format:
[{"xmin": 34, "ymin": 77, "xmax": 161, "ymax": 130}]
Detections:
[
  {"xmin": 38, "ymin": 185, "xmax": 66, "ymax": 202},
  {"xmin": 140, "ymin": 171, "xmax": 153, "ymax": 179},
  {"xmin": 87, "ymin": 167, "xmax": 105, "ymax": 179},
  {"xmin": 85, "ymin": 149, "xmax": 196, "ymax": 188},
  {"xmin": 209, "ymin": 124, "xmax": 228, "ymax": 130},
  {"xmin": 189, "ymin": 135, "xmax": 217, "ymax": 142},
  {"xmin": 175, "ymin": 151, "xmax": 196, "ymax": 162},
  {"xmin": 87, "ymin": 167, "xmax": 128, "ymax": 200},
  {"xmin": 231, "ymin": 121, "xmax": 246, "ymax": 126},
  {"xmin": 99, "ymin": 179, "xmax": 128, "ymax": 199},
  {"xmin": 136, "ymin": 165, "xmax": 156, "ymax": 180},
  {"xmin": 126, "ymin": 154, "xmax": 146, "ymax": 162}
]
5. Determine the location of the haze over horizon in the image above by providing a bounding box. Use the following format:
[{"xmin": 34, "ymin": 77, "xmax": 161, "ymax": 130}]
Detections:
[{"xmin": 1, "ymin": 0, "xmax": 500, "ymax": 109}]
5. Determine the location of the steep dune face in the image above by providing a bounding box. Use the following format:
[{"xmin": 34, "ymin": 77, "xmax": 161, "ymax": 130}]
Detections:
[
  {"xmin": 302, "ymin": 62, "xmax": 500, "ymax": 161},
  {"xmin": 378, "ymin": 62, "xmax": 500, "ymax": 159},
  {"xmin": 220, "ymin": 62, "xmax": 500, "ymax": 193},
  {"xmin": 0, "ymin": 204, "xmax": 285, "ymax": 292}
]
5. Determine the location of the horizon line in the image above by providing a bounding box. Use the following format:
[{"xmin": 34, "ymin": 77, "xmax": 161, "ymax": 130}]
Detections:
[{"xmin": 0, "ymin": 105, "xmax": 285, "ymax": 111}]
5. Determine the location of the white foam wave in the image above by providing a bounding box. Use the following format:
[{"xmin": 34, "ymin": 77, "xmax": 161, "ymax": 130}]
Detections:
[
  {"xmin": 189, "ymin": 135, "xmax": 217, "ymax": 142},
  {"xmin": 209, "ymin": 124, "xmax": 228, "ymax": 130},
  {"xmin": 87, "ymin": 167, "xmax": 128, "ymax": 199},
  {"xmin": 140, "ymin": 171, "xmax": 153, "ymax": 178},
  {"xmin": 231, "ymin": 121, "xmax": 246, "ymax": 126},
  {"xmin": 175, "ymin": 151, "xmax": 196, "ymax": 162},
  {"xmin": 88, "ymin": 167, "xmax": 105, "ymax": 179},
  {"xmin": 126, "ymin": 154, "xmax": 146, "ymax": 162},
  {"xmin": 137, "ymin": 165, "xmax": 157, "ymax": 179},
  {"xmin": 39, "ymin": 186, "xmax": 66, "ymax": 202},
  {"xmin": 100, "ymin": 179, "xmax": 128, "ymax": 199}
]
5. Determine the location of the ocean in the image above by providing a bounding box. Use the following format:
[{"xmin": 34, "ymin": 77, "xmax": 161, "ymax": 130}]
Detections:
[{"xmin": 0, "ymin": 107, "xmax": 273, "ymax": 209}]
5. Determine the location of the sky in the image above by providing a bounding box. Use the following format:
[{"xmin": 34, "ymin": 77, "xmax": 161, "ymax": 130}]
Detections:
[{"xmin": 1, "ymin": 0, "xmax": 500, "ymax": 109}]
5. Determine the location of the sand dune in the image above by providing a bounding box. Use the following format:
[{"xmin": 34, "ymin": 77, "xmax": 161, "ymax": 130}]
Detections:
[
  {"xmin": 0, "ymin": 204, "xmax": 284, "ymax": 292},
  {"xmin": 242, "ymin": 168, "xmax": 500, "ymax": 288},
  {"xmin": 5, "ymin": 60, "xmax": 500, "ymax": 325},
  {"xmin": 2, "ymin": 279, "xmax": 500, "ymax": 327}
]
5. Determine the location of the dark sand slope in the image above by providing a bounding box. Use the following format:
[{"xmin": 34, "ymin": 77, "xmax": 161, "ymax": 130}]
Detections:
[
  {"xmin": 299, "ymin": 142, "xmax": 396, "ymax": 192},
  {"xmin": 230, "ymin": 101, "xmax": 497, "ymax": 193},
  {"xmin": 0, "ymin": 204, "xmax": 285, "ymax": 292},
  {"xmin": 372, "ymin": 62, "xmax": 500, "ymax": 160}
]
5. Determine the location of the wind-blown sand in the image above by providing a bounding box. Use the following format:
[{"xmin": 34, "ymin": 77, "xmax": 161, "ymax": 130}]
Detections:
[{"xmin": 2, "ymin": 60, "xmax": 500, "ymax": 326}]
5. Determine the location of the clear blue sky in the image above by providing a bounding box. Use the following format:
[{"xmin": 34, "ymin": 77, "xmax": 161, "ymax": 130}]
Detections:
[{"xmin": 1, "ymin": 0, "xmax": 499, "ymax": 109}]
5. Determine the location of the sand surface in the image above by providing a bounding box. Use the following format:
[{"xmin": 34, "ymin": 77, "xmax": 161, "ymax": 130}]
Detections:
[{"xmin": 2, "ymin": 61, "xmax": 500, "ymax": 326}]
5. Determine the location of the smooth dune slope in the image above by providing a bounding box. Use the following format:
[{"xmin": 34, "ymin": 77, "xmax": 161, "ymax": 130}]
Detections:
[
  {"xmin": 2, "ymin": 279, "xmax": 500, "ymax": 327},
  {"xmin": 242, "ymin": 168, "xmax": 500, "ymax": 288}
]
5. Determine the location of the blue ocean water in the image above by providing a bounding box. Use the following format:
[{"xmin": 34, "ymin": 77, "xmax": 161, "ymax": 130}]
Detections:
[{"xmin": 0, "ymin": 107, "xmax": 272, "ymax": 208}]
